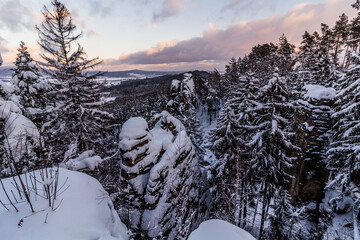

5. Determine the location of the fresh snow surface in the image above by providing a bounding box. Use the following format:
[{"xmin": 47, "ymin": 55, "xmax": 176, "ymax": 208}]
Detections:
[
  {"xmin": 119, "ymin": 117, "xmax": 148, "ymax": 140},
  {"xmin": 4, "ymin": 112, "xmax": 40, "ymax": 161},
  {"xmin": 303, "ymin": 84, "xmax": 336, "ymax": 101},
  {"xmin": 0, "ymin": 168, "xmax": 129, "ymax": 240},
  {"xmin": 63, "ymin": 150, "xmax": 104, "ymax": 171},
  {"xmin": 188, "ymin": 219, "xmax": 255, "ymax": 240}
]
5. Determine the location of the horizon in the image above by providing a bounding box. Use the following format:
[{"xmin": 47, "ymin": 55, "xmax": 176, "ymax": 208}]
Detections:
[{"xmin": 0, "ymin": 0, "xmax": 357, "ymax": 72}]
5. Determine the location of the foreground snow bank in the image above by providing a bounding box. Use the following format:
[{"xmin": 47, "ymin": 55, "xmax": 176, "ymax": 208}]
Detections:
[
  {"xmin": 188, "ymin": 219, "xmax": 255, "ymax": 240},
  {"xmin": 0, "ymin": 168, "xmax": 128, "ymax": 240}
]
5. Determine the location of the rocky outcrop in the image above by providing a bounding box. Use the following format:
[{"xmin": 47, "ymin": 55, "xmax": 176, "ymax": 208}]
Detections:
[{"xmin": 116, "ymin": 111, "xmax": 204, "ymax": 239}]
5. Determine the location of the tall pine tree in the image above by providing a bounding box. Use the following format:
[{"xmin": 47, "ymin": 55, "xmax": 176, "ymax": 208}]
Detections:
[{"xmin": 36, "ymin": 0, "xmax": 114, "ymax": 161}]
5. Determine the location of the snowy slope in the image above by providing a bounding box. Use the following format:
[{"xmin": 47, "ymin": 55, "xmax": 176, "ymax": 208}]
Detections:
[
  {"xmin": 188, "ymin": 219, "xmax": 255, "ymax": 240},
  {"xmin": 0, "ymin": 168, "xmax": 129, "ymax": 240}
]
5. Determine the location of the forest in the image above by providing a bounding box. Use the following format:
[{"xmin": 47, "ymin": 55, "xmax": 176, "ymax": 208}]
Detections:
[{"xmin": 1, "ymin": 0, "xmax": 360, "ymax": 240}]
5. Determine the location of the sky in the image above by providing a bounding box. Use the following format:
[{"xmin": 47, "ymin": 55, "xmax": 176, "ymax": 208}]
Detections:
[{"xmin": 0, "ymin": 0, "xmax": 358, "ymax": 71}]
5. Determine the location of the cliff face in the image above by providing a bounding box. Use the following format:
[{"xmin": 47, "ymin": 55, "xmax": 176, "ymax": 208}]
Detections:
[
  {"xmin": 290, "ymin": 85, "xmax": 335, "ymax": 204},
  {"xmin": 117, "ymin": 111, "xmax": 204, "ymax": 239},
  {"xmin": 291, "ymin": 85, "xmax": 335, "ymax": 204}
]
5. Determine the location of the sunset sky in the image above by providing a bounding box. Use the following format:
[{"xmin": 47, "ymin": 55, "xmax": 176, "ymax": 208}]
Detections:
[{"xmin": 0, "ymin": 0, "xmax": 357, "ymax": 71}]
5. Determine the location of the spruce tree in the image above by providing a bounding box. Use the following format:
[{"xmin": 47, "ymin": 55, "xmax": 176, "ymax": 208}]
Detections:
[
  {"xmin": 245, "ymin": 68, "xmax": 298, "ymax": 239},
  {"xmin": 11, "ymin": 42, "xmax": 50, "ymax": 125},
  {"xmin": 332, "ymin": 13, "xmax": 349, "ymax": 65},
  {"xmin": 269, "ymin": 189, "xmax": 303, "ymax": 240},
  {"xmin": 209, "ymin": 100, "xmax": 241, "ymax": 224},
  {"xmin": 328, "ymin": 52, "xmax": 360, "ymax": 191},
  {"xmin": 36, "ymin": 0, "xmax": 113, "ymax": 161}
]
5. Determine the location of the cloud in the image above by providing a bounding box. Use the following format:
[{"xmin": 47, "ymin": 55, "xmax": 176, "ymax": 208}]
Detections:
[
  {"xmin": 221, "ymin": 0, "xmax": 278, "ymax": 17},
  {"xmin": 0, "ymin": 36, "xmax": 9, "ymax": 54},
  {"xmin": 86, "ymin": 29, "xmax": 99, "ymax": 38},
  {"xmin": 152, "ymin": 0, "xmax": 185, "ymax": 23},
  {"xmin": 88, "ymin": 0, "xmax": 116, "ymax": 17},
  {"xmin": 108, "ymin": 0, "xmax": 355, "ymax": 68},
  {"xmin": 0, "ymin": 0, "xmax": 36, "ymax": 32}
]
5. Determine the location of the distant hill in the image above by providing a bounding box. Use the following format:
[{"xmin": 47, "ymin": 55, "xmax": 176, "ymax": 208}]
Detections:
[
  {"xmin": 0, "ymin": 66, "xmax": 14, "ymax": 77},
  {"xmin": 101, "ymin": 69, "xmax": 183, "ymax": 79},
  {"xmin": 0, "ymin": 67, "xmax": 183, "ymax": 80}
]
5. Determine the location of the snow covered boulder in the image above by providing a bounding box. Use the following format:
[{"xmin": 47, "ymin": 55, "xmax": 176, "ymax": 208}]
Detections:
[
  {"xmin": 188, "ymin": 219, "xmax": 255, "ymax": 240},
  {"xmin": 0, "ymin": 168, "xmax": 129, "ymax": 240},
  {"xmin": 302, "ymin": 84, "xmax": 336, "ymax": 101},
  {"xmin": 329, "ymin": 190, "xmax": 354, "ymax": 214},
  {"xmin": 117, "ymin": 111, "xmax": 202, "ymax": 239}
]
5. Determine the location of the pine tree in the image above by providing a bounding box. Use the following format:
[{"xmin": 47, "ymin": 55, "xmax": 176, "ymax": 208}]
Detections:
[
  {"xmin": 353, "ymin": 0, "xmax": 360, "ymax": 10},
  {"xmin": 276, "ymin": 34, "xmax": 295, "ymax": 76},
  {"xmin": 36, "ymin": 0, "xmax": 114, "ymax": 161},
  {"xmin": 269, "ymin": 189, "xmax": 303, "ymax": 240},
  {"xmin": 11, "ymin": 42, "xmax": 50, "ymax": 125},
  {"xmin": 245, "ymin": 68, "xmax": 298, "ymax": 239},
  {"xmin": 209, "ymin": 100, "xmax": 241, "ymax": 224},
  {"xmin": 224, "ymin": 57, "xmax": 239, "ymax": 84},
  {"xmin": 328, "ymin": 52, "xmax": 360, "ymax": 191},
  {"xmin": 332, "ymin": 13, "xmax": 349, "ymax": 65}
]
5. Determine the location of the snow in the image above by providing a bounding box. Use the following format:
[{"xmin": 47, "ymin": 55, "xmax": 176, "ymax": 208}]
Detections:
[
  {"xmin": 0, "ymin": 100, "xmax": 22, "ymax": 118},
  {"xmin": 188, "ymin": 219, "xmax": 255, "ymax": 240},
  {"xmin": 119, "ymin": 117, "xmax": 148, "ymax": 140},
  {"xmin": 63, "ymin": 150, "xmax": 104, "ymax": 171},
  {"xmin": 171, "ymin": 79, "xmax": 181, "ymax": 91},
  {"xmin": 0, "ymin": 168, "xmax": 129, "ymax": 240},
  {"xmin": 4, "ymin": 112, "xmax": 40, "ymax": 162},
  {"xmin": 303, "ymin": 84, "xmax": 336, "ymax": 101},
  {"xmin": 183, "ymin": 73, "xmax": 194, "ymax": 93},
  {"xmin": 118, "ymin": 111, "xmax": 200, "ymax": 238}
]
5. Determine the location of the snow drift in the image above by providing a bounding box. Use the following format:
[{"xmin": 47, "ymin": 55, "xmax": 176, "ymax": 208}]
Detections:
[
  {"xmin": 188, "ymin": 219, "xmax": 255, "ymax": 240},
  {"xmin": 0, "ymin": 168, "xmax": 129, "ymax": 240}
]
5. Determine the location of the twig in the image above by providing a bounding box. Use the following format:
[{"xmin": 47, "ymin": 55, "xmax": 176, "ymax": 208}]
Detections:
[
  {"xmin": 53, "ymin": 198, "xmax": 63, "ymax": 211},
  {"xmin": 44, "ymin": 213, "xmax": 49, "ymax": 224},
  {"xmin": 0, "ymin": 199, "xmax": 9, "ymax": 211},
  {"xmin": 11, "ymin": 190, "xmax": 18, "ymax": 203},
  {"xmin": 0, "ymin": 178, "xmax": 18, "ymax": 212}
]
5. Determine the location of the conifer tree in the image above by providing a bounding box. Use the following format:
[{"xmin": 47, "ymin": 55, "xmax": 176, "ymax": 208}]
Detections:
[
  {"xmin": 332, "ymin": 13, "xmax": 349, "ymax": 65},
  {"xmin": 269, "ymin": 189, "xmax": 303, "ymax": 240},
  {"xmin": 277, "ymin": 34, "xmax": 295, "ymax": 76},
  {"xmin": 36, "ymin": 0, "xmax": 113, "ymax": 161},
  {"xmin": 11, "ymin": 42, "xmax": 50, "ymax": 125},
  {"xmin": 210, "ymin": 100, "xmax": 241, "ymax": 224},
  {"xmin": 328, "ymin": 52, "xmax": 360, "ymax": 191},
  {"xmin": 245, "ymin": 68, "xmax": 298, "ymax": 239}
]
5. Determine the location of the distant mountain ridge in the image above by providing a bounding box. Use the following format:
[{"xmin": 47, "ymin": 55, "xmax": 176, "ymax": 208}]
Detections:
[
  {"xmin": 101, "ymin": 69, "xmax": 183, "ymax": 78},
  {"xmin": 0, "ymin": 66, "xmax": 183, "ymax": 79}
]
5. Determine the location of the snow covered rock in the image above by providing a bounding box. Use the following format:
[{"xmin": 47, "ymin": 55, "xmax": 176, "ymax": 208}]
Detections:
[
  {"xmin": 329, "ymin": 190, "xmax": 354, "ymax": 214},
  {"xmin": 0, "ymin": 168, "xmax": 129, "ymax": 240},
  {"xmin": 303, "ymin": 84, "xmax": 336, "ymax": 101},
  {"xmin": 117, "ymin": 111, "xmax": 202, "ymax": 239},
  {"xmin": 188, "ymin": 219, "xmax": 255, "ymax": 240},
  {"xmin": 63, "ymin": 150, "xmax": 104, "ymax": 171}
]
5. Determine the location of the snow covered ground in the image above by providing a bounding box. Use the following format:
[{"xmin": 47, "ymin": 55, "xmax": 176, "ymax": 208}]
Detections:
[
  {"xmin": 0, "ymin": 168, "xmax": 129, "ymax": 240},
  {"xmin": 188, "ymin": 219, "xmax": 255, "ymax": 240}
]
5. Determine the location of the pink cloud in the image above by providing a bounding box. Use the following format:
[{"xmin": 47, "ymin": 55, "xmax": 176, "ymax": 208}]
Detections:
[
  {"xmin": 105, "ymin": 0, "xmax": 356, "ymax": 70},
  {"xmin": 152, "ymin": 0, "xmax": 186, "ymax": 23}
]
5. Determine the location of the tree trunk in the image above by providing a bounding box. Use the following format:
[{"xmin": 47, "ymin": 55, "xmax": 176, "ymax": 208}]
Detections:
[{"xmin": 258, "ymin": 182, "xmax": 268, "ymax": 240}]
